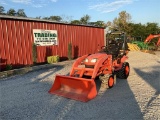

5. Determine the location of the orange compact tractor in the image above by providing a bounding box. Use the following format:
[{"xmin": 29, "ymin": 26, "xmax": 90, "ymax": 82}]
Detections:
[{"xmin": 49, "ymin": 31, "xmax": 130, "ymax": 102}]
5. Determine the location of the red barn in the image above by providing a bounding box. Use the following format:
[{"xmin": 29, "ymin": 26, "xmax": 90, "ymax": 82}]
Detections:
[{"xmin": 0, "ymin": 15, "xmax": 105, "ymax": 71}]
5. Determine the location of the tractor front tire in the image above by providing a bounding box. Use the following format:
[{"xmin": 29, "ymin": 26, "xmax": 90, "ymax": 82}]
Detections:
[
  {"xmin": 100, "ymin": 75, "xmax": 114, "ymax": 89},
  {"xmin": 108, "ymin": 75, "xmax": 114, "ymax": 88},
  {"xmin": 116, "ymin": 62, "xmax": 130, "ymax": 79}
]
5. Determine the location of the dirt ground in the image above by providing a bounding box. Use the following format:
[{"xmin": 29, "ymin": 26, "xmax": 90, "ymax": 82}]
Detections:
[{"xmin": 0, "ymin": 51, "xmax": 160, "ymax": 120}]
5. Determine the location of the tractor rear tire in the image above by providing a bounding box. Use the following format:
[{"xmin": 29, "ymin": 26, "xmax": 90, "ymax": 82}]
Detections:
[{"xmin": 116, "ymin": 62, "xmax": 130, "ymax": 79}]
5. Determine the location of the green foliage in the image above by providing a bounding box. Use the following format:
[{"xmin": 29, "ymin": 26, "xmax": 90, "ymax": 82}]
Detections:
[
  {"xmin": 7, "ymin": 8, "xmax": 16, "ymax": 16},
  {"xmin": 88, "ymin": 21, "xmax": 105, "ymax": 27},
  {"xmin": 0, "ymin": 6, "xmax": 5, "ymax": 15},
  {"xmin": 145, "ymin": 23, "xmax": 159, "ymax": 35},
  {"xmin": 80, "ymin": 14, "xmax": 90, "ymax": 24},
  {"xmin": 128, "ymin": 23, "xmax": 145, "ymax": 38},
  {"xmin": 47, "ymin": 55, "xmax": 59, "ymax": 64},
  {"xmin": 68, "ymin": 42, "xmax": 72, "ymax": 60},
  {"xmin": 5, "ymin": 64, "xmax": 12, "ymax": 71},
  {"xmin": 128, "ymin": 23, "xmax": 160, "ymax": 40},
  {"xmin": 32, "ymin": 43, "xmax": 37, "ymax": 64},
  {"xmin": 42, "ymin": 17, "xmax": 50, "ymax": 20},
  {"xmin": 35, "ymin": 16, "xmax": 41, "ymax": 19},
  {"xmin": 16, "ymin": 9, "xmax": 27, "ymax": 17},
  {"xmin": 111, "ymin": 11, "xmax": 131, "ymax": 32},
  {"xmin": 71, "ymin": 20, "xmax": 81, "ymax": 25},
  {"xmin": 106, "ymin": 12, "xmax": 160, "ymax": 41},
  {"xmin": 42, "ymin": 16, "xmax": 62, "ymax": 22},
  {"xmin": 1, "ymin": 6, "xmax": 27, "ymax": 17},
  {"xmin": 47, "ymin": 56, "xmax": 53, "ymax": 64},
  {"xmin": 54, "ymin": 56, "xmax": 60, "ymax": 63},
  {"xmin": 49, "ymin": 16, "xmax": 62, "ymax": 22}
]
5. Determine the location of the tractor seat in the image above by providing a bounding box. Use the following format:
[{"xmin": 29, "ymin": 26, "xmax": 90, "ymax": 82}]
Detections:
[{"xmin": 106, "ymin": 43, "xmax": 120, "ymax": 58}]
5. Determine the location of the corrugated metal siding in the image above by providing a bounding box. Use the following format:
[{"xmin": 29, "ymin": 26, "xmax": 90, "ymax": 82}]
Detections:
[{"xmin": 0, "ymin": 18, "xmax": 105, "ymax": 71}]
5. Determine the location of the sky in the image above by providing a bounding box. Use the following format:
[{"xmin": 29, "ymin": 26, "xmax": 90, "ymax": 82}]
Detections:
[{"xmin": 0, "ymin": 0, "xmax": 160, "ymax": 25}]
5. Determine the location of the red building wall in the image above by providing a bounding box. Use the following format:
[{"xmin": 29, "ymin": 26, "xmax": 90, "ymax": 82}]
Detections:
[{"xmin": 0, "ymin": 16, "xmax": 105, "ymax": 71}]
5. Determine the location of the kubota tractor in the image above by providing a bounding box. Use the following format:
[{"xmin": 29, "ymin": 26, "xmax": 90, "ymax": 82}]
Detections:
[{"xmin": 49, "ymin": 31, "xmax": 130, "ymax": 102}]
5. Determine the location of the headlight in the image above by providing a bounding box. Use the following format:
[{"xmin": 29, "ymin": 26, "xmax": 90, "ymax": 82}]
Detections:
[
  {"xmin": 91, "ymin": 58, "xmax": 97, "ymax": 63},
  {"xmin": 84, "ymin": 58, "xmax": 89, "ymax": 62}
]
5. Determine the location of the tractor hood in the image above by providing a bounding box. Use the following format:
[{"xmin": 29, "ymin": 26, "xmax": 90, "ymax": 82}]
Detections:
[
  {"xmin": 83, "ymin": 53, "xmax": 108, "ymax": 65},
  {"xmin": 87, "ymin": 53, "xmax": 108, "ymax": 60}
]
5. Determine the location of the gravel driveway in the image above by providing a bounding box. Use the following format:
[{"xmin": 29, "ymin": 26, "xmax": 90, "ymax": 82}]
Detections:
[{"xmin": 0, "ymin": 51, "xmax": 160, "ymax": 120}]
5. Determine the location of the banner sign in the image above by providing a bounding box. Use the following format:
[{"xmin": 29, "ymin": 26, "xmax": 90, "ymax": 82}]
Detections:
[{"xmin": 33, "ymin": 29, "xmax": 58, "ymax": 46}]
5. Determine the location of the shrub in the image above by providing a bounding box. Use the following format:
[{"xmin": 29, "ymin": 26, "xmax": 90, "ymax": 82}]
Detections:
[
  {"xmin": 6, "ymin": 64, "xmax": 12, "ymax": 71},
  {"xmin": 47, "ymin": 55, "xmax": 59, "ymax": 64},
  {"xmin": 53, "ymin": 55, "xmax": 60, "ymax": 63},
  {"xmin": 68, "ymin": 42, "xmax": 72, "ymax": 60},
  {"xmin": 32, "ymin": 43, "xmax": 37, "ymax": 64}
]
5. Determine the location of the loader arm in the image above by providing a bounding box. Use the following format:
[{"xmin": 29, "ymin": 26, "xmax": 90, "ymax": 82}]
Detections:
[
  {"xmin": 70, "ymin": 54, "xmax": 89, "ymax": 76},
  {"xmin": 91, "ymin": 55, "xmax": 109, "ymax": 79},
  {"xmin": 70, "ymin": 54, "xmax": 111, "ymax": 79}
]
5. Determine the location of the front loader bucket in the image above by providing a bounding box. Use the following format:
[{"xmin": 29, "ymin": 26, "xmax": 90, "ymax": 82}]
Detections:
[{"xmin": 49, "ymin": 75, "xmax": 97, "ymax": 102}]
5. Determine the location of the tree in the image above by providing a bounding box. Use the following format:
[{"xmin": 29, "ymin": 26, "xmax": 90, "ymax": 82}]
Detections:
[
  {"xmin": 80, "ymin": 14, "xmax": 90, "ymax": 24},
  {"xmin": 0, "ymin": 6, "xmax": 5, "ymax": 15},
  {"xmin": 88, "ymin": 21, "xmax": 105, "ymax": 27},
  {"xmin": 49, "ymin": 16, "xmax": 62, "ymax": 22},
  {"xmin": 7, "ymin": 8, "xmax": 16, "ymax": 16},
  {"xmin": 128, "ymin": 23, "xmax": 146, "ymax": 39},
  {"xmin": 16, "ymin": 9, "xmax": 27, "ymax": 17},
  {"xmin": 42, "ymin": 17, "xmax": 50, "ymax": 20},
  {"xmin": 35, "ymin": 16, "xmax": 41, "ymax": 19},
  {"xmin": 68, "ymin": 42, "xmax": 72, "ymax": 60},
  {"xmin": 128, "ymin": 22, "xmax": 160, "ymax": 42},
  {"xmin": 71, "ymin": 20, "xmax": 81, "ymax": 25},
  {"xmin": 108, "ymin": 11, "xmax": 131, "ymax": 33},
  {"xmin": 95, "ymin": 21, "xmax": 105, "ymax": 27},
  {"xmin": 145, "ymin": 23, "xmax": 159, "ymax": 35},
  {"xmin": 105, "ymin": 21, "xmax": 113, "ymax": 33},
  {"xmin": 105, "ymin": 21, "xmax": 112, "ymax": 27},
  {"xmin": 60, "ymin": 15, "xmax": 73, "ymax": 23}
]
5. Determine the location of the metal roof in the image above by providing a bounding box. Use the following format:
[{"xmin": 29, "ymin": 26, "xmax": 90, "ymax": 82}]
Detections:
[{"xmin": 0, "ymin": 15, "xmax": 105, "ymax": 28}]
